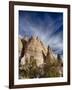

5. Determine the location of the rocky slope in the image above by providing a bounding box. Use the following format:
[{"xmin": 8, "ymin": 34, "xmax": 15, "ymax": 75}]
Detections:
[{"xmin": 19, "ymin": 36, "xmax": 63, "ymax": 78}]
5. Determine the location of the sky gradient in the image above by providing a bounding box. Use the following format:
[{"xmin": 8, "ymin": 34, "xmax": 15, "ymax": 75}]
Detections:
[{"xmin": 19, "ymin": 10, "xmax": 63, "ymax": 57}]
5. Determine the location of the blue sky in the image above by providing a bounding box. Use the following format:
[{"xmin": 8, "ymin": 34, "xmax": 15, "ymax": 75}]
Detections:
[{"xmin": 19, "ymin": 11, "xmax": 63, "ymax": 57}]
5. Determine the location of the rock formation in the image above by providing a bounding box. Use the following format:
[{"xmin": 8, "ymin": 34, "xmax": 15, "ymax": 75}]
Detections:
[
  {"xmin": 20, "ymin": 36, "xmax": 47, "ymax": 66},
  {"xmin": 19, "ymin": 36, "xmax": 63, "ymax": 78}
]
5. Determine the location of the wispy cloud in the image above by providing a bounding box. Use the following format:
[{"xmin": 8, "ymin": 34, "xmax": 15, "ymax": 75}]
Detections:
[{"xmin": 19, "ymin": 11, "xmax": 63, "ymax": 56}]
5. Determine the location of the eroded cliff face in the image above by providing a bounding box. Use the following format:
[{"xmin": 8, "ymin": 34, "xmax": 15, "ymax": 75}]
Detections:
[
  {"xmin": 19, "ymin": 36, "xmax": 63, "ymax": 78},
  {"xmin": 24, "ymin": 36, "xmax": 48, "ymax": 66},
  {"xmin": 18, "ymin": 38, "xmax": 23, "ymax": 58},
  {"xmin": 19, "ymin": 36, "xmax": 47, "ymax": 66},
  {"xmin": 19, "ymin": 36, "xmax": 62, "ymax": 66}
]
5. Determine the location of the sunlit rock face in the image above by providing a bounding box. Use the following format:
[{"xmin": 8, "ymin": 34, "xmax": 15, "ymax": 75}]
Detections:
[
  {"xmin": 19, "ymin": 36, "xmax": 63, "ymax": 78},
  {"xmin": 20, "ymin": 36, "xmax": 47, "ymax": 66},
  {"xmin": 45, "ymin": 46, "xmax": 57, "ymax": 65},
  {"xmin": 19, "ymin": 36, "xmax": 63, "ymax": 72},
  {"xmin": 18, "ymin": 38, "xmax": 23, "ymax": 58}
]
